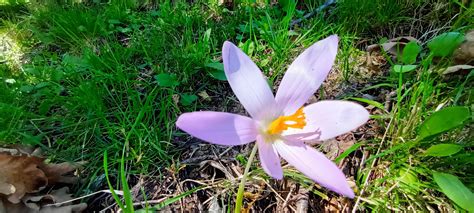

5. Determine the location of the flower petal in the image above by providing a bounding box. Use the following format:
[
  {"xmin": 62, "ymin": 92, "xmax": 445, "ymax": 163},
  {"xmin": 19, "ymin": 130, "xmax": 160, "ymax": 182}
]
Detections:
[
  {"xmin": 275, "ymin": 35, "xmax": 339, "ymax": 115},
  {"xmin": 256, "ymin": 135, "xmax": 283, "ymax": 179},
  {"xmin": 274, "ymin": 140, "xmax": 354, "ymax": 198},
  {"xmin": 284, "ymin": 100, "xmax": 369, "ymax": 141},
  {"xmin": 176, "ymin": 112, "xmax": 257, "ymax": 146},
  {"xmin": 222, "ymin": 41, "xmax": 278, "ymax": 120}
]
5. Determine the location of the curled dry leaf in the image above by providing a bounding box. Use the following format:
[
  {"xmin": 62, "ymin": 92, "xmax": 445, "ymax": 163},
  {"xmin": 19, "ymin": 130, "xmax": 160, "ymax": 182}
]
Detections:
[
  {"xmin": 367, "ymin": 36, "xmax": 420, "ymax": 62},
  {"xmin": 367, "ymin": 36, "xmax": 420, "ymax": 56},
  {"xmin": 0, "ymin": 152, "xmax": 82, "ymax": 204},
  {"xmin": 0, "ymin": 154, "xmax": 48, "ymax": 204},
  {"xmin": 38, "ymin": 203, "xmax": 87, "ymax": 213},
  {"xmin": 22, "ymin": 187, "xmax": 73, "ymax": 210},
  {"xmin": 442, "ymin": 65, "xmax": 474, "ymax": 75},
  {"xmin": 1, "ymin": 197, "xmax": 87, "ymax": 213},
  {"xmin": 198, "ymin": 90, "xmax": 211, "ymax": 101},
  {"xmin": 453, "ymin": 30, "xmax": 474, "ymax": 65}
]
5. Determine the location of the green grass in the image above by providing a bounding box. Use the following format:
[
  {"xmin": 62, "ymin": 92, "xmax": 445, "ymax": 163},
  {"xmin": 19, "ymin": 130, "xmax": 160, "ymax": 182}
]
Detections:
[{"xmin": 0, "ymin": 0, "xmax": 472, "ymax": 211}]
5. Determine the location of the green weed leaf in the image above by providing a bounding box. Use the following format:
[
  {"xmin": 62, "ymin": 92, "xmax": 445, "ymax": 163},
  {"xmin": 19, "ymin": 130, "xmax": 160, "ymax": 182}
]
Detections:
[
  {"xmin": 433, "ymin": 172, "xmax": 474, "ymax": 212},
  {"xmin": 205, "ymin": 62, "xmax": 227, "ymax": 81},
  {"xmin": 335, "ymin": 143, "xmax": 363, "ymax": 163},
  {"xmin": 428, "ymin": 32, "xmax": 465, "ymax": 57},
  {"xmin": 418, "ymin": 106, "xmax": 470, "ymax": 140},
  {"xmin": 425, "ymin": 144, "xmax": 463, "ymax": 157},
  {"xmin": 203, "ymin": 28, "xmax": 212, "ymax": 42},
  {"xmin": 398, "ymin": 167, "xmax": 419, "ymax": 187},
  {"xmin": 180, "ymin": 94, "xmax": 197, "ymax": 106},
  {"xmin": 348, "ymin": 97, "xmax": 384, "ymax": 110},
  {"xmin": 155, "ymin": 73, "xmax": 179, "ymax": 87},
  {"xmin": 392, "ymin": 64, "xmax": 417, "ymax": 73},
  {"xmin": 401, "ymin": 41, "xmax": 421, "ymax": 64}
]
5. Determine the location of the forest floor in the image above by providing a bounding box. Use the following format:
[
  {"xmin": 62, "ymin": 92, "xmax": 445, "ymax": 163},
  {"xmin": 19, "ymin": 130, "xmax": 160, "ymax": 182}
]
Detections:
[{"xmin": 0, "ymin": 0, "xmax": 473, "ymax": 212}]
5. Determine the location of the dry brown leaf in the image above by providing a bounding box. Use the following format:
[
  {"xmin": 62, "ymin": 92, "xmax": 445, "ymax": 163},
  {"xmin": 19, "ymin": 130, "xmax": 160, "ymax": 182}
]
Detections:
[
  {"xmin": 1, "ymin": 197, "xmax": 87, "ymax": 213},
  {"xmin": 320, "ymin": 134, "xmax": 355, "ymax": 161},
  {"xmin": 0, "ymin": 153, "xmax": 81, "ymax": 204},
  {"xmin": 0, "ymin": 154, "xmax": 48, "ymax": 204},
  {"xmin": 22, "ymin": 187, "xmax": 73, "ymax": 210},
  {"xmin": 198, "ymin": 90, "xmax": 211, "ymax": 101},
  {"xmin": 454, "ymin": 30, "xmax": 474, "ymax": 65},
  {"xmin": 367, "ymin": 36, "xmax": 420, "ymax": 56},
  {"xmin": 39, "ymin": 162, "xmax": 80, "ymax": 185},
  {"xmin": 442, "ymin": 65, "xmax": 474, "ymax": 74},
  {"xmin": 39, "ymin": 203, "xmax": 87, "ymax": 213},
  {"xmin": 172, "ymin": 94, "xmax": 180, "ymax": 105}
]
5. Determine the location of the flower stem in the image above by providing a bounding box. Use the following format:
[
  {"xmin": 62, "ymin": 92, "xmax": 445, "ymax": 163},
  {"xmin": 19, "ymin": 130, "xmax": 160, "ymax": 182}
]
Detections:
[{"xmin": 234, "ymin": 144, "xmax": 258, "ymax": 213}]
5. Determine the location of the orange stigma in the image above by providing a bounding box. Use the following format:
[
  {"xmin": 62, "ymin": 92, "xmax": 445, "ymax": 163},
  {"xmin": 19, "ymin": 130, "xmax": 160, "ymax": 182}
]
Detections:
[{"xmin": 267, "ymin": 108, "xmax": 306, "ymax": 134}]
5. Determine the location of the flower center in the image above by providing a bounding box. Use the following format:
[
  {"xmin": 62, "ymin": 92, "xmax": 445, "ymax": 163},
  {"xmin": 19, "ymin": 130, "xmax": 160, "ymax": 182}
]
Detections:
[{"xmin": 266, "ymin": 107, "xmax": 306, "ymax": 135}]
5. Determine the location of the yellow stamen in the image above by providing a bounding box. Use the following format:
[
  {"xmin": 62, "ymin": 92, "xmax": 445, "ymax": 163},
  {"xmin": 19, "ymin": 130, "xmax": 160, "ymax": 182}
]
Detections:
[{"xmin": 267, "ymin": 108, "xmax": 306, "ymax": 134}]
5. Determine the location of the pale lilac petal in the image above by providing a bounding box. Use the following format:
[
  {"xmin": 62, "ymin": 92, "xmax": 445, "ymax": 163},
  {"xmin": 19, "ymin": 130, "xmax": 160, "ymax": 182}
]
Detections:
[
  {"xmin": 283, "ymin": 131, "xmax": 322, "ymax": 143},
  {"xmin": 283, "ymin": 100, "xmax": 369, "ymax": 141},
  {"xmin": 256, "ymin": 135, "xmax": 283, "ymax": 179},
  {"xmin": 222, "ymin": 41, "xmax": 278, "ymax": 120},
  {"xmin": 275, "ymin": 35, "xmax": 339, "ymax": 115},
  {"xmin": 274, "ymin": 140, "xmax": 354, "ymax": 198},
  {"xmin": 176, "ymin": 112, "xmax": 257, "ymax": 146}
]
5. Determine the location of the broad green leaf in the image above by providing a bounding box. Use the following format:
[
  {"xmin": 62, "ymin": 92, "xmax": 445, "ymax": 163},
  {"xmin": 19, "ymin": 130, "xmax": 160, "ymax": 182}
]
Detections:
[
  {"xmin": 108, "ymin": 19, "xmax": 121, "ymax": 24},
  {"xmin": 209, "ymin": 70, "xmax": 226, "ymax": 81},
  {"xmin": 24, "ymin": 67, "xmax": 40, "ymax": 76},
  {"xmin": 38, "ymin": 101, "xmax": 53, "ymax": 115},
  {"xmin": 239, "ymin": 40, "xmax": 255, "ymax": 55},
  {"xmin": 203, "ymin": 28, "xmax": 212, "ymax": 42},
  {"xmin": 279, "ymin": 0, "xmax": 297, "ymax": 12},
  {"xmin": 398, "ymin": 167, "xmax": 419, "ymax": 187},
  {"xmin": 51, "ymin": 70, "xmax": 64, "ymax": 82},
  {"xmin": 425, "ymin": 144, "xmax": 463, "ymax": 157},
  {"xmin": 180, "ymin": 94, "xmax": 197, "ymax": 106},
  {"xmin": 419, "ymin": 106, "xmax": 470, "ymax": 140},
  {"xmin": 20, "ymin": 85, "xmax": 34, "ymax": 93},
  {"xmin": 401, "ymin": 41, "xmax": 421, "ymax": 64},
  {"xmin": 205, "ymin": 62, "xmax": 224, "ymax": 71},
  {"xmin": 155, "ymin": 73, "xmax": 179, "ymax": 87},
  {"xmin": 205, "ymin": 62, "xmax": 227, "ymax": 81},
  {"xmin": 35, "ymin": 82, "xmax": 51, "ymax": 89},
  {"xmin": 428, "ymin": 32, "xmax": 465, "ymax": 57},
  {"xmin": 392, "ymin": 64, "xmax": 417, "ymax": 73},
  {"xmin": 433, "ymin": 172, "xmax": 474, "ymax": 212}
]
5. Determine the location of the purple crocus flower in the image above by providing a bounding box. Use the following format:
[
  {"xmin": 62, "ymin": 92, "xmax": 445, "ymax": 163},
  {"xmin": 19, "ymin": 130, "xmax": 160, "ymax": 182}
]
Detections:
[{"xmin": 176, "ymin": 35, "xmax": 369, "ymax": 198}]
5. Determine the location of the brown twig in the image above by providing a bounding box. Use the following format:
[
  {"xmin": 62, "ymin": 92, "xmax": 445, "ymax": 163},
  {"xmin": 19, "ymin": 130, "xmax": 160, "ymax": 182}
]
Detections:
[{"xmin": 290, "ymin": 0, "xmax": 336, "ymax": 28}]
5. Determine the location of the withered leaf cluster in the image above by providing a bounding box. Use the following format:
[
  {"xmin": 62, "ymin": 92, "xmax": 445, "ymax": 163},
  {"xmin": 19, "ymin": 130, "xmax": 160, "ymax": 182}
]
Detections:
[{"xmin": 0, "ymin": 148, "xmax": 86, "ymax": 212}]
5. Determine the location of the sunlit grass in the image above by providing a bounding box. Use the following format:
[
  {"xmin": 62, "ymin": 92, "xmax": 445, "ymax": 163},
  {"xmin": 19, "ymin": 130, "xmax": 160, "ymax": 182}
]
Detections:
[{"xmin": 0, "ymin": 0, "xmax": 472, "ymax": 211}]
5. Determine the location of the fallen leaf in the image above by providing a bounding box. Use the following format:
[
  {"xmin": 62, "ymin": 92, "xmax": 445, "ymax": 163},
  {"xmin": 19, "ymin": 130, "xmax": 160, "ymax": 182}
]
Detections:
[
  {"xmin": 442, "ymin": 65, "xmax": 474, "ymax": 74},
  {"xmin": 465, "ymin": 30, "xmax": 474, "ymax": 42},
  {"xmin": 198, "ymin": 90, "xmax": 211, "ymax": 101},
  {"xmin": 367, "ymin": 36, "xmax": 420, "ymax": 56},
  {"xmin": 0, "ymin": 154, "xmax": 48, "ymax": 203},
  {"xmin": 0, "ymin": 153, "xmax": 82, "ymax": 204},
  {"xmin": 40, "ymin": 203, "xmax": 87, "ymax": 213},
  {"xmin": 39, "ymin": 162, "xmax": 81, "ymax": 185},
  {"xmin": 453, "ymin": 30, "xmax": 474, "ymax": 65},
  {"xmin": 1, "ymin": 200, "xmax": 87, "ymax": 213},
  {"xmin": 172, "ymin": 94, "xmax": 180, "ymax": 106},
  {"xmin": 22, "ymin": 187, "xmax": 73, "ymax": 210}
]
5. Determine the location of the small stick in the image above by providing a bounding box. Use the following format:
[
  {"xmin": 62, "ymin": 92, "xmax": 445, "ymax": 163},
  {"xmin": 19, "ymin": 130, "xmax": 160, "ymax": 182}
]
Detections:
[{"xmin": 290, "ymin": 0, "xmax": 336, "ymax": 28}]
